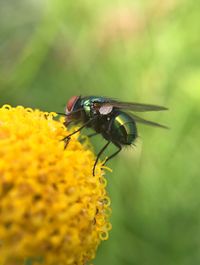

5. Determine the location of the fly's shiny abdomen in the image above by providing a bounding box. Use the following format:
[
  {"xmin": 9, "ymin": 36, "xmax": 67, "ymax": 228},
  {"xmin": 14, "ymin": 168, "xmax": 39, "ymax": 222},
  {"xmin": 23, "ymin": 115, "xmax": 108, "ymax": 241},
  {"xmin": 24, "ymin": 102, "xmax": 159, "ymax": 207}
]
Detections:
[{"xmin": 110, "ymin": 111, "xmax": 137, "ymax": 145}]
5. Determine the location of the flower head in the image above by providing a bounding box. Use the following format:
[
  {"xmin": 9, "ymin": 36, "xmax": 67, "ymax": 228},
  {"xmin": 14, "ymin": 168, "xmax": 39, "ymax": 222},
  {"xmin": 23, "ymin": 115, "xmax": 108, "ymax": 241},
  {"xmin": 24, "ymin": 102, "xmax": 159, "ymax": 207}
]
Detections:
[{"xmin": 0, "ymin": 105, "xmax": 111, "ymax": 265}]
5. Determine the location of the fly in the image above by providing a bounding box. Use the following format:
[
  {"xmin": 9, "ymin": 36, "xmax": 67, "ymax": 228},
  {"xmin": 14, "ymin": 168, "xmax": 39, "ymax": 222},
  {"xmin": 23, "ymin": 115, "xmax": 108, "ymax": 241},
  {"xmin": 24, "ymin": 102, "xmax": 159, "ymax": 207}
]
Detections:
[{"xmin": 60, "ymin": 96, "xmax": 168, "ymax": 176}]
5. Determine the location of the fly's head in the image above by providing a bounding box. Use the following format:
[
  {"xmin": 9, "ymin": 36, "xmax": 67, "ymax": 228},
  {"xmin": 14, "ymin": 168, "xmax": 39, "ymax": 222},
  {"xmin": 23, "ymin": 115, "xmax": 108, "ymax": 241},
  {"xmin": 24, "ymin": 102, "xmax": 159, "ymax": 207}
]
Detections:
[{"xmin": 65, "ymin": 96, "xmax": 82, "ymax": 126}]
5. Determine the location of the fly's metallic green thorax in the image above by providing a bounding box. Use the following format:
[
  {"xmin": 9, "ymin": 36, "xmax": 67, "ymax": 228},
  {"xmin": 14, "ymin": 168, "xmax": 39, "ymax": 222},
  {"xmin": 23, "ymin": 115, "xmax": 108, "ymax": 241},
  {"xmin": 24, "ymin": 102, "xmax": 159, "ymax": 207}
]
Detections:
[
  {"xmin": 80, "ymin": 96, "xmax": 107, "ymax": 119},
  {"xmin": 81, "ymin": 96, "xmax": 106, "ymax": 104},
  {"xmin": 80, "ymin": 98, "xmax": 91, "ymax": 117}
]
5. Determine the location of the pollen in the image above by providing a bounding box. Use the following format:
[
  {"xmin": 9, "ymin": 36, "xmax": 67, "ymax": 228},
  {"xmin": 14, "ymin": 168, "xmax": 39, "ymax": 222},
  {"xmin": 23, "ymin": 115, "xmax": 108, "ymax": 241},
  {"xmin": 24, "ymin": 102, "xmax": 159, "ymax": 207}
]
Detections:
[{"xmin": 0, "ymin": 105, "xmax": 111, "ymax": 265}]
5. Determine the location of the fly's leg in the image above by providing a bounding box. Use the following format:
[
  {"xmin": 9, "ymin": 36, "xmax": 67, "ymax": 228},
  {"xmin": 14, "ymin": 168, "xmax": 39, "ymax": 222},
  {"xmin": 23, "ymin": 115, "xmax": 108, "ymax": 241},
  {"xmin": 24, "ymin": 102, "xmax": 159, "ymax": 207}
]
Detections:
[
  {"xmin": 87, "ymin": 132, "xmax": 99, "ymax": 138},
  {"xmin": 102, "ymin": 142, "xmax": 122, "ymax": 166},
  {"xmin": 78, "ymin": 132, "xmax": 99, "ymax": 144},
  {"xmin": 93, "ymin": 141, "xmax": 111, "ymax": 176},
  {"xmin": 62, "ymin": 118, "xmax": 96, "ymax": 148}
]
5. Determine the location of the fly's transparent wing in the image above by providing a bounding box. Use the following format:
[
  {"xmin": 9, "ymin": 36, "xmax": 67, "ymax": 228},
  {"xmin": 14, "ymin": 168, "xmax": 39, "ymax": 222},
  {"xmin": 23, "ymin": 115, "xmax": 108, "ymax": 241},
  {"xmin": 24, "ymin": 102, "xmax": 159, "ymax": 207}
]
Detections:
[
  {"xmin": 130, "ymin": 113, "xmax": 169, "ymax": 129},
  {"xmin": 101, "ymin": 100, "xmax": 168, "ymax": 112}
]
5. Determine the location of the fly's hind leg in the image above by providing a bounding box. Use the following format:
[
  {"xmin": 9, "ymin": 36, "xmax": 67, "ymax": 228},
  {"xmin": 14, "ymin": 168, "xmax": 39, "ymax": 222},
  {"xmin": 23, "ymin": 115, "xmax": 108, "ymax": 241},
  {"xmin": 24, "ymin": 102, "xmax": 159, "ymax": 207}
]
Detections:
[
  {"xmin": 87, "ymin": 132, "xmax": 99, "ymax": 138},
  {"xmin": 78, "ymin": 132, "xmax": 99, "ymax": 144},
  {"xmin": 101, "ymin": 142, "xmax": 122, "ymax": 167}
]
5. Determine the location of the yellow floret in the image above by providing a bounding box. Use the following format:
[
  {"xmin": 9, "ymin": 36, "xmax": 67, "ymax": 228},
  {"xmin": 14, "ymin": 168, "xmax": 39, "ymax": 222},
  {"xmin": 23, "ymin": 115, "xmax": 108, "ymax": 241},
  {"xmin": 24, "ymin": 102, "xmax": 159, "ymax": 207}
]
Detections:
[{"xmin": 0, "ymin": 105, "xmax": 111, "ymax": 265}]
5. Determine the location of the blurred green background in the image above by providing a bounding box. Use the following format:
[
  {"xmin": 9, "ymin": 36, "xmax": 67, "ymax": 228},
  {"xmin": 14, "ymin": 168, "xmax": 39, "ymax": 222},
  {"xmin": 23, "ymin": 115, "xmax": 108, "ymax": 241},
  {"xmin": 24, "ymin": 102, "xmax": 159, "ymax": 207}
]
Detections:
[{"xmin": 1, "ymin": 0, "xmax": 200, "ymax": 264}]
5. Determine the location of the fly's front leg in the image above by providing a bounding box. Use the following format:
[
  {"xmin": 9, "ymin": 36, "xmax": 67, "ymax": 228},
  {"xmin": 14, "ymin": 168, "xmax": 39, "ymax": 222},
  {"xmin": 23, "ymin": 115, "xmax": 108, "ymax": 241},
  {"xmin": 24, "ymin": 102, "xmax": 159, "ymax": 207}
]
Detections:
[
  {"xmin": 62, "ymin": 117, "xmax": 96, "ymax": 148},
  {"xmin": 63, "ymin": 135, "xmax": 70, "ymax": 149}
]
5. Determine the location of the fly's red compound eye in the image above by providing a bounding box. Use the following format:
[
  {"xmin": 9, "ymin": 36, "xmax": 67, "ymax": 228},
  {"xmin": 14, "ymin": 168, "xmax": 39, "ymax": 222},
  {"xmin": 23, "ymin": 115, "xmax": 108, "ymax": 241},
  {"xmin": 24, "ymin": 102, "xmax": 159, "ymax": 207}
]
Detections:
[{"xmin": 66, "ymin": 96, "xmax": 79, "ymax": 113}]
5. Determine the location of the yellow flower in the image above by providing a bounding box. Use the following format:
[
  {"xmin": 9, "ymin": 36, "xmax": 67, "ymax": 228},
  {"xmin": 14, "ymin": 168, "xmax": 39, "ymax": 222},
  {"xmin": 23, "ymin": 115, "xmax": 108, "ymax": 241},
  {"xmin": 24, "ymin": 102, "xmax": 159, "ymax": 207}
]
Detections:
[{"xmin": 0, "ymin": 105, "xmax": 111, "ymax": 265}]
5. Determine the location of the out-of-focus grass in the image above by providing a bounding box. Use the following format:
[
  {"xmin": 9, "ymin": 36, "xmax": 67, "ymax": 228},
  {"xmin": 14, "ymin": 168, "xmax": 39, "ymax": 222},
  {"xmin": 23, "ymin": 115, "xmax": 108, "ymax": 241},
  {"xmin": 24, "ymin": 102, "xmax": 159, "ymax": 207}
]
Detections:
[{"xmin": 0, "ymin": 0, "xmax": 200, "ymax": 265}]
